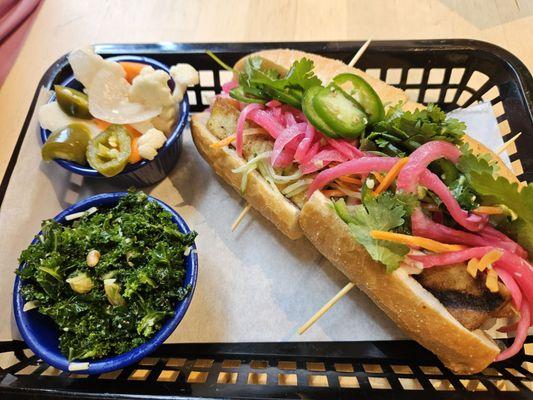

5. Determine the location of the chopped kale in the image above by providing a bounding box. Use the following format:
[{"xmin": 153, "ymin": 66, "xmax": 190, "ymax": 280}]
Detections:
[{"xmin": 17, "ymin": 191, "xmax": 196, "ymax": 361}]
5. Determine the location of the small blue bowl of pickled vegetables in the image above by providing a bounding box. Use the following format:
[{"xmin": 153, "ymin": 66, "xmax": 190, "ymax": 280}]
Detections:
[
  {"xmin": 38, "ymin": 48, "xmax": 197, "ymax": 187},
  {"xmin": 13, "ymin": 191, "xmax": 198, "ymax": 374}
]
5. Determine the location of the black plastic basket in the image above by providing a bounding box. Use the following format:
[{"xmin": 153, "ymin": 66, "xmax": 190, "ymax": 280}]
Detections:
[{"xmin": 1, "ymin": 40, "xmax": 532, "ymax": 399}]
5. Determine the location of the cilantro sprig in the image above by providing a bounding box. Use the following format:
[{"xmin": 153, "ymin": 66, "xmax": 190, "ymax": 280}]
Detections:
[{"xmin": 360, "ymin": 103, "xmax": 466, "ymax": 157}]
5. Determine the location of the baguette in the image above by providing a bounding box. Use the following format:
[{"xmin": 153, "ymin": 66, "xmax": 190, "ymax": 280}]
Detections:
[{"xmin": 191, "ymin": 49, "xmax": 523, "ymax": 373}]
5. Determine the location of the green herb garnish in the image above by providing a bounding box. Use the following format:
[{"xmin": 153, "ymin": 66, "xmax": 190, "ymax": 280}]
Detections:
[{"xmin": 17, "ymin": 191, "xmax": 196, "ymax": 361}]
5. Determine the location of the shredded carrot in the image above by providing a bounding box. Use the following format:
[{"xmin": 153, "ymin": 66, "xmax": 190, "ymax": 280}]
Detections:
[
  {"xmin": 119, "ymin": 61, "xmax": 146, "ymax": 83},
  {"xmin": 373, "ymin": 172, "xmax": 384, "ymax": 184},
  {"xmin": 370, "ymin": 230, "xmax": 466, "ymax": 253},
  {"xmin": 321, "ymin": 189, "xmax": 346, "ymax": 197},
  {"xmin": 477, "ymin": 249, "xmax": 503, "ymax": 272},
  {"xmin": 373, "ymin": 157, "xmax": 409, "ymax": 196},
  {"xmin": 473, "ymin": 206, "xmax": 504, "ymax": 215},
  {"xmin": 486, "ymin": 269, "xmax": 499, "ymax": 293},
  {"xmin": 336, "ymin": 180, "xmax": 361, "ymax": 193},
  {"xmin": 338, "ymin": 175, "xmax": 362, "ymax": 184},
  {"xmin": 94, "ymin": 118, "xmax": 111, "ymax": 131},
  {"xmin": 467, "ymin": 258, "xmax": 479, "ymax": 278},
  {"xmin": 210, "ymin": 135, "xmax": 235, "ymax": 148}
]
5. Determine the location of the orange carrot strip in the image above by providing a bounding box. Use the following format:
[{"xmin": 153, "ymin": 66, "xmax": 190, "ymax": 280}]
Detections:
[
  {"xmin": 129, "ymin": 135, "xmax": 141, "ymax": 164},
  {"xmin": 210, "ymin": 135, "xmax": 235, "ymax": 148},
  {"xmin": 370, "ymin": 230, "xmax": 466, "ymax": 253},
  {"xmin": 94, "ymin": 118, "xmax": 111, "ymax": 131},
  {"xmin": 373, "ymin": 172, "xmax": 384, "ymax": 184},
  {"xmin": 486, "ymin": 269, "xmax": 499, "ymax": 293},
  {"xmin": 338, "ymin": 175, "xmax": 361, "ymax": 184},
  {"xmin": 119, "ymin": 61, "xmax": 146, "ymax": 83},
  {"xmin": 321, "ymin": 189, "xmax": 346, "ymax": 197},
  {"xmin": 373, "ymin": 157, "xmax": 409, "ymax": 196},
  {"xmin": 472, "ymin": 206, "xmax": 504, "ymax": 215},
  {"xmin": 467, "ymin": 258, "xmax": 479, "ymax": 278}
]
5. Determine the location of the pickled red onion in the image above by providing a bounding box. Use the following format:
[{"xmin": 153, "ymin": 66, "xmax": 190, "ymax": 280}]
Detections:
[
  {"xmin": 397, "ymin": 141, "xmax": 461, "ymax": 193},
  {"xmin": 480, "ymin": 225, "xmax": 528, "ymax": 259},
  {"xmin": 494, "ymin": 266, "xmax": 522, "ymax": 309},
  {"xmin": 246, "ymin": 109, "xmax": 284, "ymax": 139},
  {"xmin": 300, "ymin": 148, "xmax": 348, "ymax": 174},
  {"xmin": 408, "ymin": 246, "xmax": 495, "ymax": 268},
  {"xmin": 307, "ymin": 157, "xmax": 398, "ymax": 197},
  {"xmin": 222, "ymin": 81, "xmax": 238, "ymax": 93},
  {"xmin": 495, "ymin": 302, "xmax": 530, "ymax": 361},
  {"xmin": 236, "ymin": 103, "xmax": 263, "ymax": 156},
  {"xmin": 294, "ymin": 124, "xmax": 317, "ymax": 163},
  {"xmin": 300, "ymin": 140, "xmax": 320, "ymax": 165},
  {"xmin": 411, "ymin": 208, "xmax": 523, "ymax": 256},
  {"xmin": 266, "ymin": 100, "xmax": 282, "ymax": 107},
  {"xmin": 271, "ymin": 124, "xmax": 305, "ymax": 167},
  {"xmin": 419, "ymin": 170, "xmax": 488, "ymax": 232},
  {"xmin": 326, "ymin": 137, "xmax": 364, "ymax": 159}
]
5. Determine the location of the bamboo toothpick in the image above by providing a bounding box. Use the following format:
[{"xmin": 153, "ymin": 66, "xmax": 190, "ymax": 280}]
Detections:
[
  {"xmin": 348, "ymin": 38, "xmax": 372, "ymax": 67},
  {"xmin": 298, "ymin": 282, "xmax": 355, "ymax": 334},
  {"xmin": 496, "ymin": 132, "xmax": 522, "ymax": 155},
  {"xmin": 231, "ymin": 204, "xmax": 252, "ymax": 231}
]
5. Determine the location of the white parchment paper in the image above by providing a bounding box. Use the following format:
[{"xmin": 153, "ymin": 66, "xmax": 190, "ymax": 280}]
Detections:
[{"xmin": 0, "ymin": 98, "xmax": 508, "ymax": 343}]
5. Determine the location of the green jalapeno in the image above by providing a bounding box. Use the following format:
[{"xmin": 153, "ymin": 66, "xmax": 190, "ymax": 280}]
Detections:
[
  {"xmin": 41, "ymin": 123, "xmax": 91, "ymax": 164},
  {"xmin": 332, "ymin": 73, "xmax": 385, "ymax": 125},
  {"xmin": 54, "ymin": 85, "xmax": 92, "ymax": 119},
  {"xmin": 86, "ymin": 125, "xmax": 131, "ymax": 177},
  {"xmin": 313, "ymin": 85, "xmax": 367, "ymax": 138},
  {"xmin": 302, "ymin": 86, "xmax": 339, "ymax": 138}
]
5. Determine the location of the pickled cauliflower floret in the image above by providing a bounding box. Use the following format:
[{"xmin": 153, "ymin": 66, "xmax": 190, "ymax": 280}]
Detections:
[
  {"xmin": 151, "ymin": 104, "xmax": 177, "ymax": 134},
  {"xmin": 137, "ymin": 128, "xmax": 167, "ymax": 160},
  {"xmin": 170, "ymin": 63, "xmax": 199, "ymax": 102},
  {"xmin": 129, "ymin": 66, "xmax": 174, "ymax": 107}
]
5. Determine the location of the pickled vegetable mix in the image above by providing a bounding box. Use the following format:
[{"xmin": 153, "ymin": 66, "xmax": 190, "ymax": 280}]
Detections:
[{"xmin": 16, "ymin": 191, "xmax": 197, "ymax": 361}]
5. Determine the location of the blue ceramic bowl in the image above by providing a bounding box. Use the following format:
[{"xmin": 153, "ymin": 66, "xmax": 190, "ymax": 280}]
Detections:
[
  {"xmin": 13, "ymin": 192, "xmax": 198, "ymax": 374},
  {"xmin": 40, "ymin": 55, "xmax": 189, "ymax": 187}
]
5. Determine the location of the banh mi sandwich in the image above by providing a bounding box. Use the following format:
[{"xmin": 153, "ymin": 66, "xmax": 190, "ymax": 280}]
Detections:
[{"xmin": 191, "ymin": 49, "xmax": 533, "ymax": 374}]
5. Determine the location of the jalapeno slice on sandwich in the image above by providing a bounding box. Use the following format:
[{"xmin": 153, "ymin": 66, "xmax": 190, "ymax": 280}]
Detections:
[
  {"xmin": 86, "ymin": 125, "xmax": 131, "ymax": 177},
  {"xmin": 332, "ymin": 73, "xmax": 385, "ymax": 125},
  {"xmin": 302, "ymin": 86, "xmax": 339, "ymax": 138},
  {"xmin": 313, "ymin": 84, "xmax": 368, "ymax": 138}
]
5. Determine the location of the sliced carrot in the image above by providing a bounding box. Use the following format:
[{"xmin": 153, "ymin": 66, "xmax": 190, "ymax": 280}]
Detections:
[
  {"xmin": 370, "ymin": 230, "xmax": 465, "ymax": 253},
  {"xmin": 211, "ymin": 135, "xmax": 235, "ymax": 148},
  {"xmin": 373, "ymin": 172, "xmax": 384, "ymax": 184},
  {"xmin": 321, "ymin": 189, "xmax": 346, "ymax": 197},
  {"xmin": 129, "ymin": 135, "xmax": 141, "ymax": 164},
  {"xmin": 473, "ymin": 206, "xmax": 505, "ymax": 215},
  {"xmin": 476, "ymin": 249, "xmax": 503, "ymax": 272},
  {"xmin": 125, "ymin": 124, "xmax": 142, "ymax": 138},
  {"xmin": 338, "ymin": 175, "xmax": 361, "ymax": 185},
  {"xmin": 119, "ymin": 61, "xmax": 146, "ymax": 83},
  {"xmin": 373, "ymin": 157, "xmax": 409, "ymax": 196},
  {"xmin": 94, "ymin": 118, "xmax": 112, "ymax": 131}
]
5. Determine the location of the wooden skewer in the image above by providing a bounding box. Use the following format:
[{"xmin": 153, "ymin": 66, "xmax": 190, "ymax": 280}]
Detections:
[
  {"xmin": 514, "ymin": 0, "xmax": 520, "ymax": 10},
  {"xmin": 496, "ymin": 132, "xmax": 522, "ymax": 156},
  {"xmin": 298, "ymin": 282, "xmax": 355, "ymax": 334},
  {"xmin": 231, "ymin": 204, "xmax": 252, "ymax": 231},
  {"xmin": 348, "ymin": 38, "xmax": 372, "ymax": 67}
]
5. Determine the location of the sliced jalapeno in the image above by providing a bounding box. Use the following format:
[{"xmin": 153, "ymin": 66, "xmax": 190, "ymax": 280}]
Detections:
[
  {"xmin": 302, "ymin": 86, "xmax": 339, "ymax": 138},
  {"xmin": 86, "ymin": 125, "xmax": 131, "ymax": 177},
  {"xmin": 54, "ymin": 85, "xmax": 92, "ymax": 119},
  {"xmin": 313, "ymin": 85, "xmax": 367, "ymax": 138},
  {"xmin": 42, "ymin": 123, "xmax": 91, "ymax": 164},
  {"xmin": 229, "ymin": 86, "xmax": 266, "ymax": 104},
  {"xmin": 332, "ymin": 73, "xmax": 385, "ymax": 125}
]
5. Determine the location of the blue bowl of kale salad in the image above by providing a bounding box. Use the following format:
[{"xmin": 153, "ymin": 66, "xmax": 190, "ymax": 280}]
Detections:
[{"xmin": 13, "ymin": 191, "xmax": 198, "ymax": 374}]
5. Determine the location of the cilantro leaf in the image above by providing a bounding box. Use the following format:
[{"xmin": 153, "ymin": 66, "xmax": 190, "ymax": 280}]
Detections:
[
  {"xmin": 468, "ymin": 171, "xmax": 533, "ymax": 254},
  {"xmin": 283, "ymin": 58, "xmax": 322, "ymax": 90},
  {"xmin": 333, "ymin": 193, "xmax": 411, "ymax": 272},
  {"xmin": 457, "ymin": 143, "xmax": 498, "ymax": 178},
  {"xmin": 361, "ymin": 103, "xmax": 466, "ymax": 156}
]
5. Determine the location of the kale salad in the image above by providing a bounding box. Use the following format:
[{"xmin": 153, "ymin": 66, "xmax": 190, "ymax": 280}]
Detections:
[{"xmin": 16, "ymin": 191, "xmax": 196, "ymax": 361}]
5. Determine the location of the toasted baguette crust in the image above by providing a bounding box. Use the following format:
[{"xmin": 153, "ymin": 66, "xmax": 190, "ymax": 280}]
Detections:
[
  {"xmin": 299, "ymin": 191, "xmax": 500, "ymax": 374},
  {"xmin": 235, "ymin": 49, "xmax": 408, "ymax": 107},
  {"xmin": 191, "ymin": 112, "xmax": 303, "ymax": 239},
  {"xmin": 192, "ymin": 50, "xmax": 520, "ymax": 373}
]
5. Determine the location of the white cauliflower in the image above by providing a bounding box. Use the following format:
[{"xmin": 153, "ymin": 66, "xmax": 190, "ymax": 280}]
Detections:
[
  {"xmin": 151, "ymin": 104, "xmax": 178, "ymax": 134},
  {"xmin": 129, "ymin": 66, "xmax": 174, "ymax": 107},
  {"xmin": 137, "ymin": 128, "xmax": 167, "ymax": 160},
  {"xmin": 170, "ymin": 63, "xmax": 199, "ymax": 102}
]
